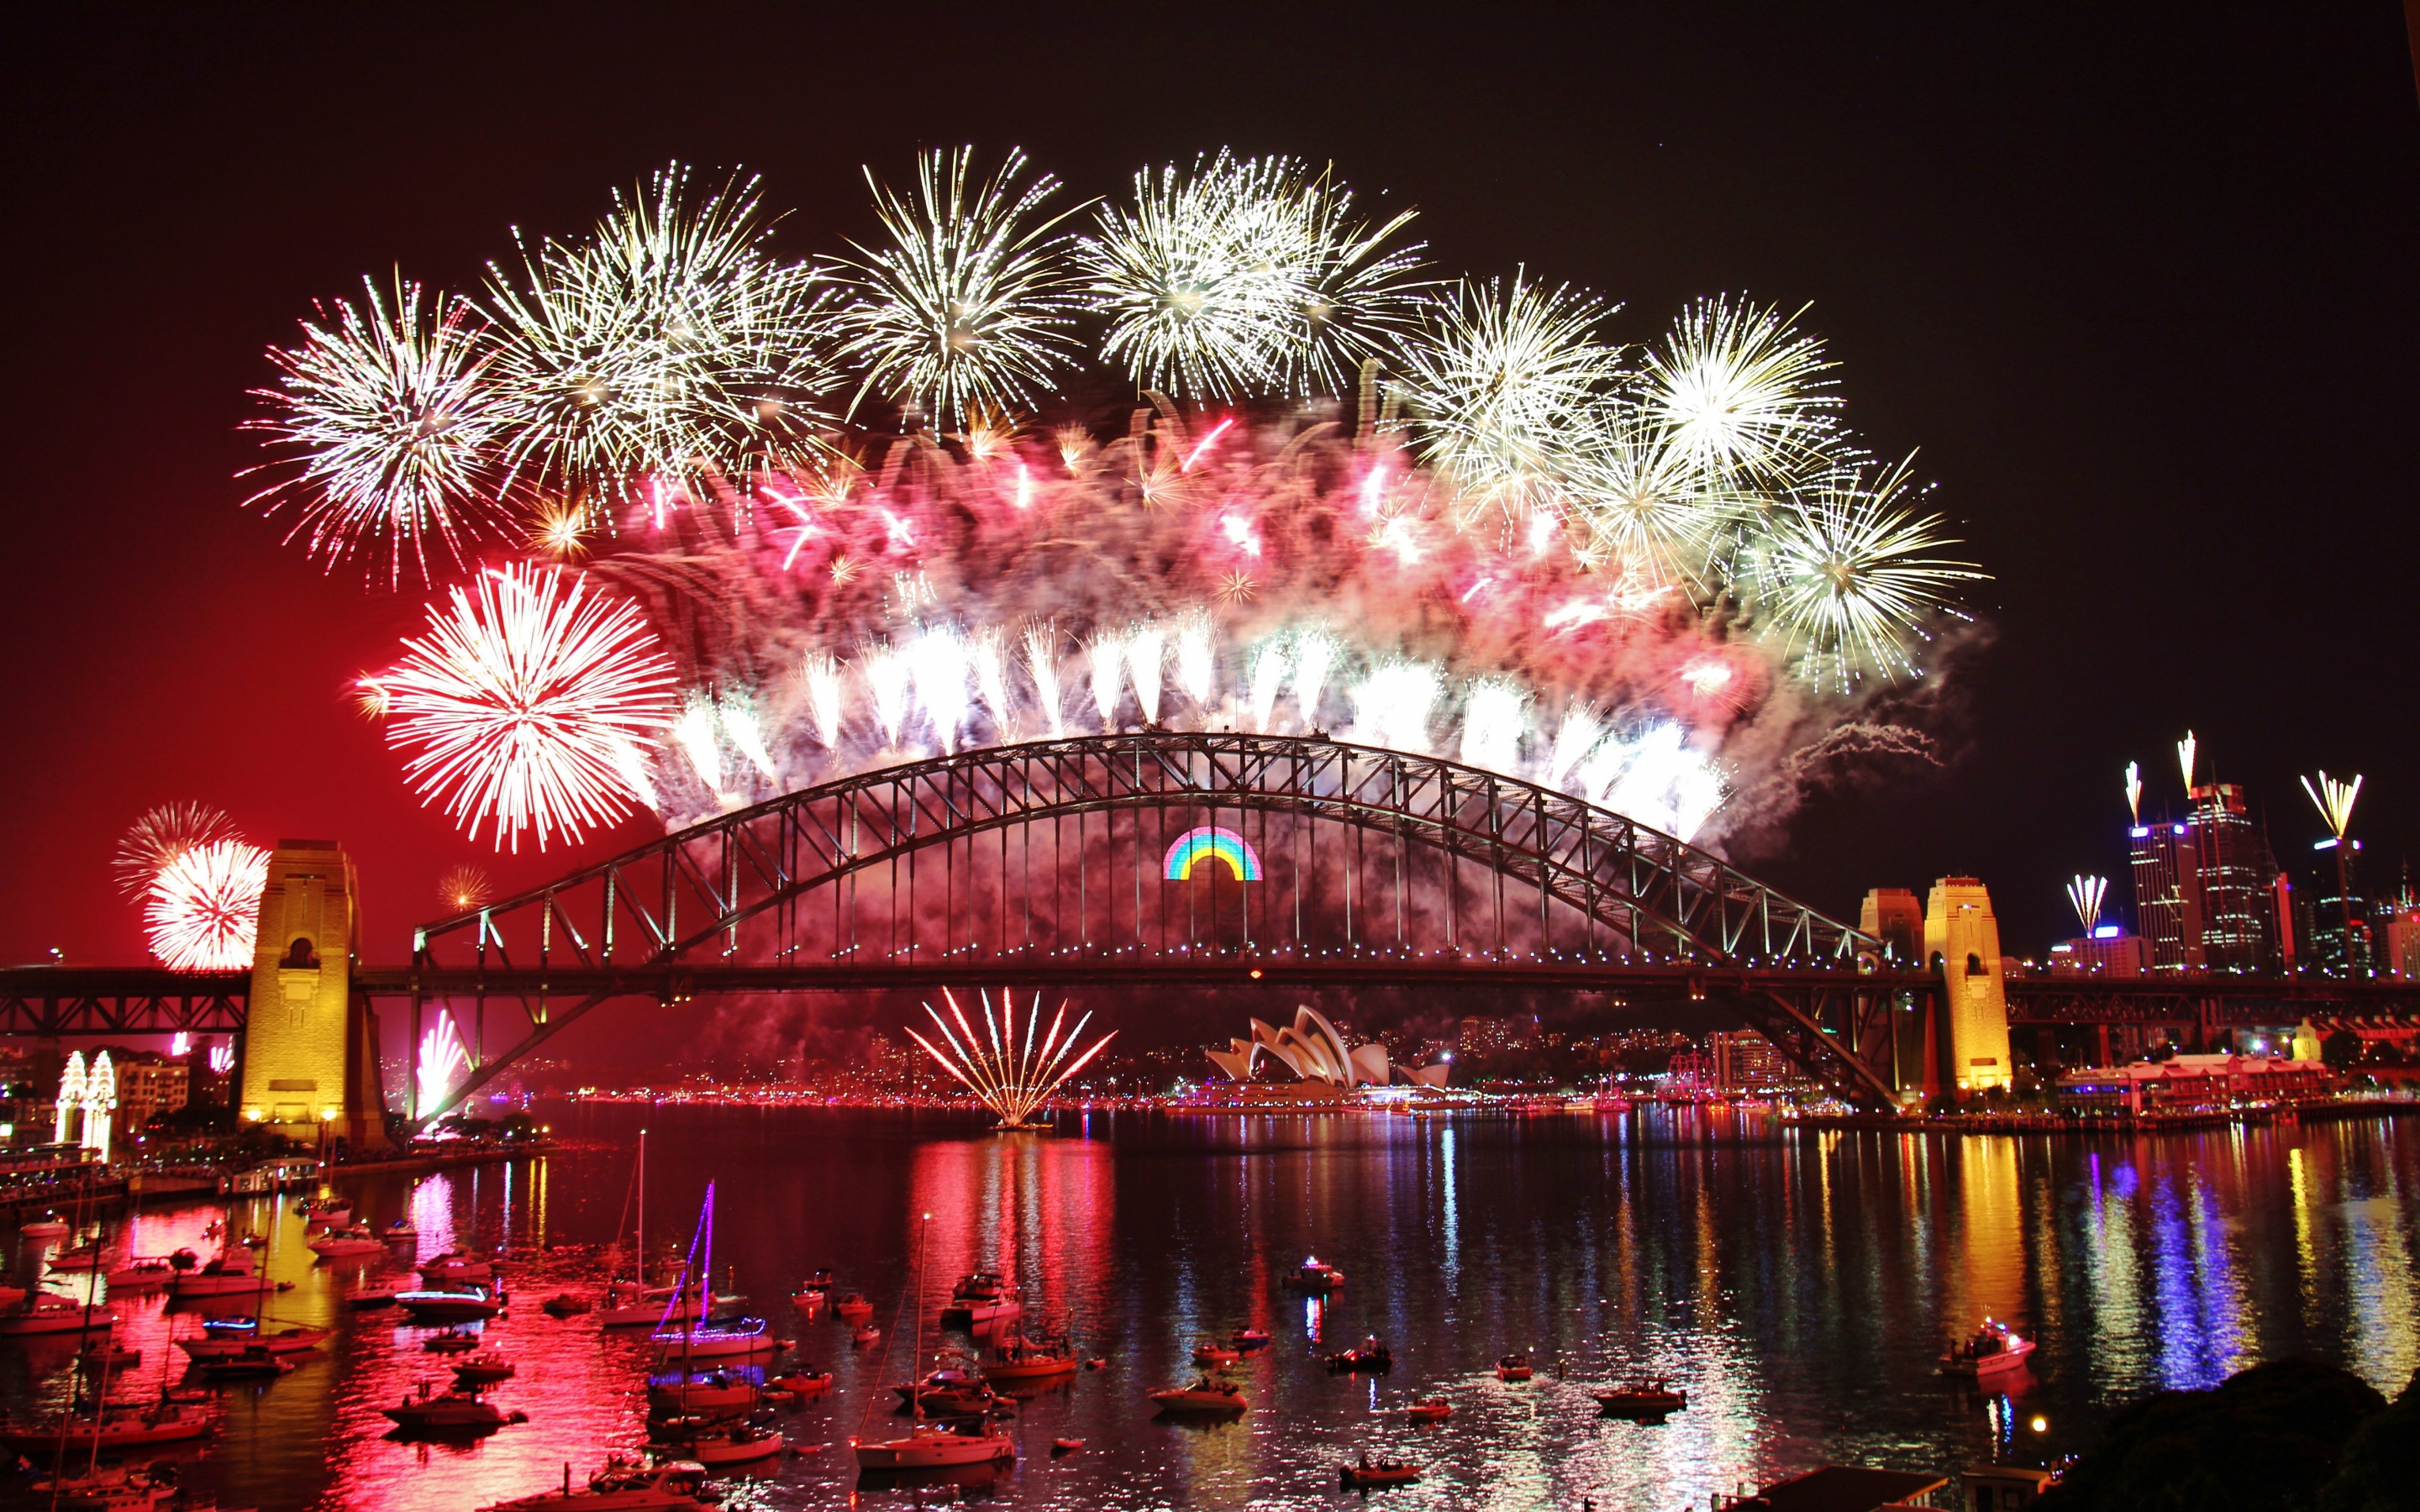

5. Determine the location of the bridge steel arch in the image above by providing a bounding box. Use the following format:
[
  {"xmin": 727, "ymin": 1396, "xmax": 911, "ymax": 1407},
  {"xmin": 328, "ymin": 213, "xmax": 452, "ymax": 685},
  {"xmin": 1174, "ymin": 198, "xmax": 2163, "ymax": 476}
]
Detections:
[{"xmin": 406, "ymin": 732, "xmax": 1897, "ymax": 1119}]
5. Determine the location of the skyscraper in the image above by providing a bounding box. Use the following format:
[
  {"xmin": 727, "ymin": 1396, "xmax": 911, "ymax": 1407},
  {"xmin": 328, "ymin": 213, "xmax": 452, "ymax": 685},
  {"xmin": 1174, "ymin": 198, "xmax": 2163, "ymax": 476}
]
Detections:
[
  {"xmin": 2128, "ymin": 818, "xmax": 2202, "ymax": 972},
  {"xmin": 2310, "ymin": 836, "xmax": 2369, "ymax": 974},
  {"xmin": 2187, "ymin": 782, "xmax": 2265, "ymax": 972}
]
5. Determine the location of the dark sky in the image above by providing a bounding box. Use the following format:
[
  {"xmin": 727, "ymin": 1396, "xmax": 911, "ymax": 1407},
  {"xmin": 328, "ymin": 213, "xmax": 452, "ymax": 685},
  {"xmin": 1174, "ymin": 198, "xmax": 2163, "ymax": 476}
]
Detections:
[{"xmin": 4, "ymin": 3, "xmax": 2416, "ymax": 974}]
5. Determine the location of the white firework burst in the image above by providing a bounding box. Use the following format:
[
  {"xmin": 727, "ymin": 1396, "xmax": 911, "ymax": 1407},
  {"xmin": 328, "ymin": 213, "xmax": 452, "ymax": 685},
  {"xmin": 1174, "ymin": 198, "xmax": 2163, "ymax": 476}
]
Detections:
[
  {"xmin": 835, "ymin": 146, "xmax": 1084, "ymax": 428},
  {"xmin": 1750, "ymin": 458, "xmax": 1986, "ymax": 686},
  {"xmin": 145, "ymin": 839, "xmax": 271, "ymax": 971},
  {"xmin": 247, "ymin": 277, "xmax": 513, "ymax": 585},
  {"xmin": 380, "ymin": 562, "xmax": 681, "ymax": 851},
  {"xmin": 482, "ymin": 164, "xmax": 831, "ymax": 508},
  {"xmin": 1391, "ymin": 272, "xmax": 1622, "ymax": 527},
  {"xmin": 113, "ymin": 802, "xmax": 239, "ymax": 900},
  {"xmin": 1565, "ymin": 407, "xmax": 1730, "ymax": 590},
  {"xmin": 1644, "ymin": 297, "xmax": 1841, "ymax": 482}
]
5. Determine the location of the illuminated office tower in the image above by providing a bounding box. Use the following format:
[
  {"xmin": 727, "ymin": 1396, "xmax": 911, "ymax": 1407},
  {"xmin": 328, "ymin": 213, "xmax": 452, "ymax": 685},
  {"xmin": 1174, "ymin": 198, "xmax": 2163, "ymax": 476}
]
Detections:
[
  {"xmin": 2187, "ymin": 783, "xmax": 2265, "ymax": 972},
  {"xmin": 2309, "ymin": 835, "xmax": 2369, "ymax": 974},
  {"xmin": 2128, "ymin": 817, "xmax": 2202, "ymax": 971}
]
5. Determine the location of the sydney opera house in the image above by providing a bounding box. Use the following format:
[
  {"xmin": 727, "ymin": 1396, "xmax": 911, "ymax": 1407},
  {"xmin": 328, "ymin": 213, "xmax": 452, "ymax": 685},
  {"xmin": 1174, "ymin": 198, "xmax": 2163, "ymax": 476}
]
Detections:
[{"xmin": 1205, "ymin": 1007, "xmax": 1453, "ymax": 1093}]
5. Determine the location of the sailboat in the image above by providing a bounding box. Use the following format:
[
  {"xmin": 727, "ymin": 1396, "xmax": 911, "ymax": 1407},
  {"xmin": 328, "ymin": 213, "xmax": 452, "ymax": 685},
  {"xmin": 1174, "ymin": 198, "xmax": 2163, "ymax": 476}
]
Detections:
[
  {"xmin": 648, "ymin": 1183, "xmax": 771, "ymax": 1364},
  {"xmin": 598, "ymin": 1131, "xmax": 702, "ymax": 1330},
  {"xmin": 851, "ymin": 1214, "xmax": 1018, "ymax": 1471}
]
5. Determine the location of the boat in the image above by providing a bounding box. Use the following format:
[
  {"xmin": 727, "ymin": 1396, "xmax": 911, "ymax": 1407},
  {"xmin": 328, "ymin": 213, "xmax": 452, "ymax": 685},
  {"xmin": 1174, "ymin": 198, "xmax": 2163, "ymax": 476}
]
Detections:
[
  {"xmin": 851, "ymin": 1216, "xmax": 1018, "ymax": 1472},
  {"xmin": 648, "ymin": 1370, "xmax": 756, "ymax": 1414},
  {"xmin": 1051, "ymin": 1437, "xmax": 1084, "ymax": 1454},
  {"xmin": 47, "ymin": 1241, "xmax": 105, "ymax": 1271},
  {"xmin": 424, "ymin": 1330, "xmax": 483, "ymax": 1353},
  {"xmin": 103, "ymin": 1257, "xmax": 176, "ymax": 1289},
  {"xmin": 380, "ymin": 1383, "xmax": 526, "ymax": 1435},
  {"xmin": 769, "ymin": 1369, "xmax": 833, "ymax": 1397},
  {"xmin": 77, "ymin": 1337, "xmax": 142, "ymax": 1369},
  {"xmin": 165, "ymin": 1247, "xmax": 276, "ymax": 1299},
  {"xmin": 18, "ymin": 1214, "xmax": 70, "ymax": 1239},
  {"xmin": 453, "ymin": 1352, "xmax": 517, "ymax": 1386},
  {"xmin": 1292, "ymin": 1256, "xmax": 1346, "ymax": 1291},
  {"xmin": 28, "ymin": 1464, "xmax": 182, "ymax": 1510},
  {"xmin": 1150, "ymin": 1378, "xmax": 1248, "ymax": 1415},
  {"xmin": 1327, "ymin": 1336, "xmax": 1392, "ymax": 1373},
  {"xmin": 176, "ymin": 1323, "xmax": 329, "ymax": 1360},
  {"xmin": 1406, "ymin": 1397, "xmax": 1452, "ymax": 1422},
  {"xmin": 386, "ymin": 1218, "xmax": 418, "ymax": 1242},
  {"xmin": 308, "ymin": 1225, "xmax": 389, "ymax": 1259},
  {"xmin": 1594, "ymin": 1379, "xmax": 1687, "ymax": 1417},
  {"xmin": 653, "ymin": 1420, "xmax": 785, "ymax": 1467},
  {"xmin": 851, "ymin": 1323, "xmax": 880, "ymax": 1346},
  {"xmin": 1340, "ymin": 1455, "xmax": 1423, "ymax": 1488},
  {"xmin": 1193, "ymin": 1340, "xmax": 1242, "ymax": 1367},
  {"xmin": 600, "ymin": 1280, "xmax": 702, "ymax": 1329},
  {"xmin": 476, "ymin": 1457, "xmax": 712, "ymax": 1510},
  {"xmin": 1229, "ymin": 1326, "xmax": 1271, "ymax": 1349},
  {"xmin": 790, "ymin": 1270, "xmax": 833, "ymax": 1319},
  {"xmin": 650, "ymin": 1315, "xmax": 774, "ymax": 1363},
  {"xmin": 345, "ymin": 1283, "xmax": 399, "ymax": 1309},
  {"xmin": 395, "ymin": 1285, "xmax": 503, "ymax": 1323},
  {"xmin": 418, "ymin": 1250, "xmax": 498, "ymax": 1284},
  {"xmin": 1496, "ymin": 1352, "xmax": 1534, "ymax": 1382},
  {"xmin": 296, "ymin": 1194, "xmax": 353, "ymax": 1223},
  {"xmin": 833, "ymin": 1293, "xmax": 874, "ymax": 1322},
  {"xmin": 939, "ymin": 1272, "xmax": 1022, "ymax": 1326},
  {"xmin": 0, "ymin": 1294, "xmax": 118, "ymax": 1336},
  {"xmin": 194, "ymin": 1345, "xmax": 297, "ymax": 1380},
  {"xmin": 984, "ymin": 1333, "xmax": 1081, "ymax": 1381},
  {"xmin": 1943, "ymin": 1318, "xmax": 2037, "ymax": 1379},
  {"xmin": 542, "ymin": 1292, "xmax": 592, "ymax": 1317},
  {"xmin": 0, "ymin": 1401, "xmax": 216, "ymax": 1451}
]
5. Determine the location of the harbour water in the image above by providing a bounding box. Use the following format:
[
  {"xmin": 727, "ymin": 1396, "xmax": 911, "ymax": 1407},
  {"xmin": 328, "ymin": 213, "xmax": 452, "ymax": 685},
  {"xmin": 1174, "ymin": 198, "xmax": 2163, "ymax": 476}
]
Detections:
[{"xmin": 3, "ymin": 1105, "xmax": 2414, "ymax": 1510}]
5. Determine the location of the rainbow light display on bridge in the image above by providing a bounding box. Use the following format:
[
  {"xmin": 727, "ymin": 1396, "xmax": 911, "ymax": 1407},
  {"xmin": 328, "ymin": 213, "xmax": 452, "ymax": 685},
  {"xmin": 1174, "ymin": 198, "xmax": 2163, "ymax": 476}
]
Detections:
[{"xmin": 1164, "ymin": 826, "xmax": 1261, "ymax": 881}]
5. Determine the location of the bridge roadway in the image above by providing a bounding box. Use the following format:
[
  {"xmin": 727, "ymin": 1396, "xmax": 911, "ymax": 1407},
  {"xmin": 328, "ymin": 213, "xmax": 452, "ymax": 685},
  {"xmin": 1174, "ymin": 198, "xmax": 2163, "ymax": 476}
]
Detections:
[{"xmin": 6, "ymin": 962, "xmax": 2419, "ymax": 1037}]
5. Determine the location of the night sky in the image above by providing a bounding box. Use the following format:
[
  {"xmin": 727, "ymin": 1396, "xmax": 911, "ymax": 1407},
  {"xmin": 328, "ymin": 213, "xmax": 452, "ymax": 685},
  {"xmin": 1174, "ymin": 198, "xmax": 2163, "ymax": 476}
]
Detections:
[{"xmin": 6, "ymin": 5, "xmax": 2416, "ymax": 983}]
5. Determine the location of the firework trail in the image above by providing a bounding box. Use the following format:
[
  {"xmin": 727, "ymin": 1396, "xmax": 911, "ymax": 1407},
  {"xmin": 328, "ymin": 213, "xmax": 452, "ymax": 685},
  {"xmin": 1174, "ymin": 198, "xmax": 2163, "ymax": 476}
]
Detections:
[
  {"xmin": 114, "ymin": 803, "xmax": 239, "ymax": 900},
  {"xmin": 905, "ymin": 987, "xmax": 1117, "ymax": 1127},
  {"xmin": 439, "ymin": 864, "xmax": 495, "ymax": 913},
  {"xmin": 417, "ymin": 1011, "xmax": 470, "ymax": 1112},
  {"xmin": 2302, "ymin": 771, "xmax": 2362, "ymax": 839},
  {"xmin": 377, "ymin": 562, "xmax": 679, "ymax": 850},
  {"xmin": 251, "ymin": 149, "xmax": 1990, "ymax": 858},
  {"xmin": 2067, "ymin": 874, "xmax": 2107, "ymax": 935},
  {"xmin": 145, "ymin": 839, "xmax": 271, "ymax": 970}
]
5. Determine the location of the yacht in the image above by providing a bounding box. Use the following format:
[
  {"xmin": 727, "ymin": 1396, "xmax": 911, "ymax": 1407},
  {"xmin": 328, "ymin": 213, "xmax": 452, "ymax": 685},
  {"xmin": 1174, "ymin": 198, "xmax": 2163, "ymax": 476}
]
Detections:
[
  {"xmin": 380, "ymin": 1383, "xmax": 525, "ymax": 1434},
  {"xmin": 598, "ymin": 1279, "xmax": 701, "ymax": 1329},
  {"xmin": 104, "ymin": 1256, "xmax": 176, "ymax": 1289},
  {"xmin": 0, "ymin": 1400, "xmax": 215, "ymax": 1451},
  {"xmin": 1292, "ymin": 1256, "xmax": 1346, "ymax": 1291},
  {"xmin": 418, "ymin": 1250, "xmax": 497, "ymax": 1284},
  {"xmin": 1406, "ymin": 1397, "xmax": 1452, "ymax": 1422},
  {"xmin": 176, "ymin": 1321, "xmax": 329, "ymax": 1360},
  {"xmin": 1192, "ymin": 1340, "xmax": 1242, "ymax": 1368},
  {"xmin": 309, "ymin": 1225, "xmax": 389, "ymax": 1259},
  {"xmin": 1943, "ymin": 1318, "xmax": 2037, "ymax": 1378},
  {"xmin": 1593, "ymin": 1379, "xmax": 1687, "ymax": 1417},
  {"xmin": 195, "ymin": 1346, "xmax": 296, "ymax": 1381},
  {"xmin": 476, "ymin": 1458, "xmax": 712, "ymax": 1511},
  {"xmin": 852, "ymin": 1215, "xmax": 1018, "ymax": 1472},
  {"xmin": 650, "ymin": 1314, "xmax": 773, "ymax": 1363},
  {"xmin": 1150, "ymin": 1378, "xmax": 1249, "ymax": 1415},
  {"xmin": 0, "ymin": 1294, "xmax": 117, "ymax": 1336},
  {"xmin": 395, "ymin": 1284, "xmax": 504, "ymax": 1324},
  {"xmin": 18, "ymin": 1214, "xmax": 70, "ymax": 1239},
  {"xmin": 939, "ymin": 1272, "xmax": 1022, "ymax": 1326},
  {"xmin": 647, "ymin": 1369, "xmax": 758, "ymax": 1414},
  {"xmin": 166, "ymin": 1247, "xmax": 275, "ymax": 1299},
  {"xmin": 652, "ymin": 1420, "xmax": 785, "ymax": 1467},
  {"xmin": 29, "ymin": 1464, "xmax": 182, "ymax": 1509},
  {"xmin": 984, "ymin": 1331, "xmax": 1081, "ymax": 1382}
]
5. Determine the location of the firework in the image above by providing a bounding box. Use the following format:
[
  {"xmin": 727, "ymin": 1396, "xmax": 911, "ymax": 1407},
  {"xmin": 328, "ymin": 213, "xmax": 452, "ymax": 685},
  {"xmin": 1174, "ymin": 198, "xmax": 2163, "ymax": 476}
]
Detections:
[
  {"xmin": 1567, "ymin": 409, "xmax": 1725, "ymax": 589},
  {"xmin": 718, "ymin": 692, "xmax": 781, "ymax": 782},
  {"xmin": 860, "ymin": 643, "xmax": 913, "ymax": 748},
  {"xmin": 145, "ymin": 839, "xmax": 271, "ymax": 970},
  {"xmin": 246, "ymin": 277, "xmax": 513, "ymax": 585},
  {"xmin": 113, "ymin": 803, "xmax": 239, "ymax": 900},
  {"xmin": 2124, "ymin": 761, "xmax": 2142, "ymax": 822},
  {"xmin": 904, "ymin": 987, "xmax": 1118, "ymax": 1128},
  {"xmin": 2176, "ymin": 732, "xmax": 2197, "ymax": 790},
  {"xmin": 1390, "ymin": 272, "xmax": 1621, "ymax": 526},
  {"xmin": 1291, "ymin": 630, "xmax": 1339, "ymax": 732},
  {"xmin": 380, "ymin": 563, "xmax": 679, "ymax": 851},
  {"xmin": 675, "ymin": 699, "xmax": 724, "ymax": 796},
  {"xmin": 1126, "ymin": 622, "xmax": 1167, "ymax": 724},
  {"xmin": 972, "ymin": 627, "xmax": 1015, "ymax": 742},
  {"xmin": 1086, "ymin": 632, "xmax": 1125, "ymax": 732},
  {"xmin": 1643, "ymin": 297, "xmax": 1841, "ymax": 482},
  {"xmin": 2302, "ymin": 771, "xmax": 2362, "ymax": 839},
  {"xmin": 802, "ymin": 652, "xmax": 844, "ymax": 748},
  {"xmin": 1752, "ymin": 459, "xmax": 1986, "ymax": 687},
  {"xmin": 1248, "ymin": 641, "xmax": 1289, "ymax": 733},
  {"xmin": 417, "ymin": 1011, "xmax": 469, "ymax": 1113},
  {"xmin": 1458, "ymin": 680, "xmax": 1527, "ymax": 774},
  {"xmin": 1546, "ymin": 703, "xmax": 1606, "ymax": 790},
  {"xmin": 481, "ymin": 165, "xmax": 829, "ymax": 507},
  {"xmin": 1174, "ymin": 612, "xmax": 1216, "ymax": 711},
  {"xmin": 908, "ymin": 626, "xmax": 972, "ymax": 752},
  {"xmin": 439, "ymin": 864, "xmax": 495, "ymax": 914},
  {"xmin": 1348, "ymin": 659, "xmax": 1443, "ymax": 753},
  {"xmin": 1022, "ymin": 624, "xmax": 1066, "ymax": 738},
  {"xmin": 835, "ymin": 146, "xmax": 1082, "ymax": 428},
  {"xmin": 2066, "ymin": 874, "xmax": 2107, "ymax": 935}
]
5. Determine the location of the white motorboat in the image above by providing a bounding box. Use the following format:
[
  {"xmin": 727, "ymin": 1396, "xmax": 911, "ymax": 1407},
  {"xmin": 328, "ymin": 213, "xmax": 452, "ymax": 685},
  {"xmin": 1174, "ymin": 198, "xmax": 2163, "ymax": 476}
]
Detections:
[
  {"xmin": 297, "ymin": 1195, "xmax": 354, "ymax": 1224},
  {"xmin": 309, "ymin": 1225, "xmax": 389, "ymax": 1259},
  {"xmin": 1944, "ymin": 1318, "xmax": 2038, "ymax": 1378},
  {"xmin": 418, "ymin": 1249, "xmax": 498, "ymax": 1284},
  {"xmin": 380, "ymin": 1383, "xmax": 525, "ymax": 1434},
  {"xmin": 18, "ymin": 1215, "xmax": 70, "ymax": 1240},
  {"xmin": 104, "ymin": 1257, "xmax": 176, "ymax": 1289},
  {"xmin": 476, "ymin": 1457, "xmax": 712, "ymax": 1510},
  {"xmin": 453, "ymin": 1351, "xmax": 517, "ymax": 1386},
  {"xmin": 166, "ymin": 1247, "xmax": 275, "ymax": 1299},
  {"xmin": 657, "ymin": 1420, "xmax": 786, "ymax": 1467},
  {"xmin": 939, "ymin": 1271, "xmax": 1022, "ymax": 1326},
  {"xmin": 598, "ymin": 1280, "xmax": 702, "ymax": 1330},
  {"xmin": 852, "ymin": 1420, "xmax": 1018, "ymax": 1469},
  {"xmin": 0, "ymin": 1294, "xmax": 118, "ymax": 1336},
  {"xmin": 396, "ymin": 1285, "xmax": 503, "ymax": 1324},
  {"xmin": 1292, "ymin": 1256, "xmax": 1346, "ymax": 1291}
]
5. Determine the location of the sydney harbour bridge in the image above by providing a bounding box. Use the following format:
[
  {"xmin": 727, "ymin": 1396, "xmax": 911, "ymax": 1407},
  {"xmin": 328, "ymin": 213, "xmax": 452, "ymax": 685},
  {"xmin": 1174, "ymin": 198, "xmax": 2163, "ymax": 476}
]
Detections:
[{"xmin": 5, "ymin": 732, "xmax": 2416, "ymax": 1140}]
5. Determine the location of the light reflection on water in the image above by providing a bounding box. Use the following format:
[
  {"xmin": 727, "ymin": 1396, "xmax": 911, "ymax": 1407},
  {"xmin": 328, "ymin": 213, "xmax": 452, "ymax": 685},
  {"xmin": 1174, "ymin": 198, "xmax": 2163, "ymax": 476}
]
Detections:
[{"xmin": 0, "ymin": 1107, "xmax": 2411, "ymax": 1511}]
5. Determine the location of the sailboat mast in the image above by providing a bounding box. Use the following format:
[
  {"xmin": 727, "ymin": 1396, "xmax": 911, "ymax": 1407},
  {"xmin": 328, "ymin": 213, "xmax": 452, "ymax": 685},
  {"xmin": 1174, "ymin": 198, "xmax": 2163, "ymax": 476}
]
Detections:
[{"xmin": 636, "ymin": 1128, "xmax": 646, "ymax": 1288}]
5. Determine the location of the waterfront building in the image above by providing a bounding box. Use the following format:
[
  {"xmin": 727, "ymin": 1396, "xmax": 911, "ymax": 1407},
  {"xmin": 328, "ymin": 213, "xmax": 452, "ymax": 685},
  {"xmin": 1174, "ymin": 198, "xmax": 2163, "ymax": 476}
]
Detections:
[
  {"xmin": 2054, "ymin": 1053, "xmax": 2336, "ymax": 1115},
  {"xmin": 1703, "ymin": 1030, "xmax": 1797, "ymax": 1093},
  {"xmin": 2186, "ymin": 782, "xmax": 2270, "ymax": 971},
  {"xmin": 2046, "ymin": 930, "xmax": 2149, "ymax": 976},
  {"xmin": 2308, "ymin": 836, "xmax": 2370, "ymax": 974}
]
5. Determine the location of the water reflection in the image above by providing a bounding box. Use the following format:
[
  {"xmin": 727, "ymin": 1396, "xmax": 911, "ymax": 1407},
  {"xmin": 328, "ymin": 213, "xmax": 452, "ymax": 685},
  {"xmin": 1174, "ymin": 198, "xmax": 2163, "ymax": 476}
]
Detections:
[{"xmin": 1, "ymin": 1106, "xmax": 2411, "ymax": 1510}]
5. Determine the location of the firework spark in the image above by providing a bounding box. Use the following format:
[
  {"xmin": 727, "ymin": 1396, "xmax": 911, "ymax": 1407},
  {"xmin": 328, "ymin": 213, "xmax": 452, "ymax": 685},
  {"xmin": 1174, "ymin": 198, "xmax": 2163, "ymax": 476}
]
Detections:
[
  {"xmin": 380, "ymin": 562, "xmax": 679, "ymax": 850},
  {"xmin": 417, "ymin": 1011, "xmax": 470, "ymax": 1113},
  {"xmin": 247, "ymin": 277, "xmax": 512, "ymax": 585},
  {"xmin": 904, "ymin": 987, "xmax": 1118, "ymax": 1128},
  {"xmin": 2067, "ymin": 874, "xmax": 2107, "ymax": 935},
  {"xmin": 113, "ymin": 803, "xmax": 239, "ymax": 900},
  {"xmin": 1459, "ymin": 679, "xmax": 1527, "ymax": 774},
  {"xmin": 145, "ymin": 840, "xmax": 271, "ymax": 970},
  {"xmin": 837, "ymin": 146, "xmax": 1083, "ymax": 428},
  {"xmin": 1754, "ymin": 459, "xmax": 1986, "ymax": 687},
  {"xmin": 1644, "ymin": 297, "xmax": 1840, "ymax": 482},
  {"xmin": 439, "ymin": 864, "xmax": 495, "ymax": 914},
  {"xmin": 2302, "ymin": 771, "xmax": 2362, "ymax": 839}
]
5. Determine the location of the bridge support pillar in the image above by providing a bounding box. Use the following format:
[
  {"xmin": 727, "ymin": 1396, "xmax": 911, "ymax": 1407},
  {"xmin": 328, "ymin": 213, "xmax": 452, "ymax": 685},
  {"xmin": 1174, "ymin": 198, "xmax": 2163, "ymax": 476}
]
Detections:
[
  {"xmin": 1924, "ymin": 877, "xmax": 2015, "ymax": 1095},
  {"xmin": 238, "ymin": 839, "xmax": 390, "ymax": 1153}
]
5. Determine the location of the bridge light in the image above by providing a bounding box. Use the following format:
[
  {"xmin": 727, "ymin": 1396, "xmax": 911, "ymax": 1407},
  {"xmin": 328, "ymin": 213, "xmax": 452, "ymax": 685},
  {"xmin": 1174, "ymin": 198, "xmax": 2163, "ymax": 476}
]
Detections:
[{"xmin": 1249, "ymin": 969, "xmax": 1263, "ymax": 979}]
